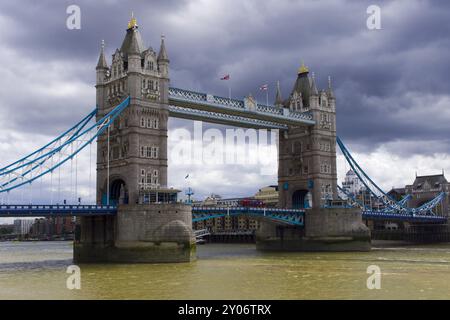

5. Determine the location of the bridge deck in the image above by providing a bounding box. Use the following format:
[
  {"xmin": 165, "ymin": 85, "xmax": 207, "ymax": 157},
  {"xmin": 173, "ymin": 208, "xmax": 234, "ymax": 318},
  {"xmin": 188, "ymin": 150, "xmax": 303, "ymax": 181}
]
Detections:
[
  {"xmin": 0, "ymin": 204, "xmax": 445, "ymax": 224},
  {"xmin": 168, "ymin": 87, "xmax": 315, "ymax": 128},
  {"xmin": 362, "ymin": 211, "xmax": 447, "ymax": 223},
  {"xmin": 192, "ymin": 206, "xmax": 305, "ymax": 226},
  {"xmin": 0, "ymin": 204, "xmax": 117, "ymax": 217}
]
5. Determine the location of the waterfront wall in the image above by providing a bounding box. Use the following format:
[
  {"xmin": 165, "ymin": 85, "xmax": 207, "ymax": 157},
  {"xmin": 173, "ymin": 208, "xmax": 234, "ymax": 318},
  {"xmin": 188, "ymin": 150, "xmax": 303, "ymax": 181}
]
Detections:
[{"xmin": 372, "ymin": 225, "xmax": 450, "ymax": 243}]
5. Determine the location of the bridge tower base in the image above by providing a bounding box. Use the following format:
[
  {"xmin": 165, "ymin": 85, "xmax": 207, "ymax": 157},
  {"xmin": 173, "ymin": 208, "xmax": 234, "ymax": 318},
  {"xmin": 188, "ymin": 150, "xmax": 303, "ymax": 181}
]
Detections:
[
  {"xmin": 74, "ymin": 203, "xmax": 196, "ymax": 263},
  {"xmin": 256, "ymin": 208, "xmax": 371, "ymax": 251}
]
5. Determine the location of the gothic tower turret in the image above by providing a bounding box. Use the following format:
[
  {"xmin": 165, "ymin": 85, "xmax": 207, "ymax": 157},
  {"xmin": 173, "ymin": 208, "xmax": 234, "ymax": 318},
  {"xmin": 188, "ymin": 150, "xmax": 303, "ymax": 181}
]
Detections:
[
  {"xmin": 96, "ymin": 15, "xmax": 169, "ymax": 205},
  {"xmin": 278, "ymin": 62, "xmax": 337, "ymax": 209}
]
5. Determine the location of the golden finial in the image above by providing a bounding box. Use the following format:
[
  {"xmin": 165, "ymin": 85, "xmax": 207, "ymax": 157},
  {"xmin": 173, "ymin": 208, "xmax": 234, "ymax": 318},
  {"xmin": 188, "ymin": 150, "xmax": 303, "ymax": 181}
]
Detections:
[
  {"xmin": 298, "ymin": 60, "xmax": 309, "ymax": 74},
  {"xmin": 127, "ymin": 12, "xmax": 138, "ymax": 29}
]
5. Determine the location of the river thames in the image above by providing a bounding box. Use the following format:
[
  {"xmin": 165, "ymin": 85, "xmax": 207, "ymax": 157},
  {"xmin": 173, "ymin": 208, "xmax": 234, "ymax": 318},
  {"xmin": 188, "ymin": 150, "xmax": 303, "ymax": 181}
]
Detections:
[{"xmin": 1, "ymin": 241, "xmax": 450, "ymax": 299}]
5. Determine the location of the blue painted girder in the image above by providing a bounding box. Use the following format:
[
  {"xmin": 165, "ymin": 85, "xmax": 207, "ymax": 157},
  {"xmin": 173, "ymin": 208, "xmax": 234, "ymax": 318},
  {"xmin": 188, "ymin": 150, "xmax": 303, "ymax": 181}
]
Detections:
[
  {"xmin": 192, "ymin": 206, "xmax": 305, "ymax": 226},
  {"xmin": 168, "ymin": 87, "xmax": 315, "ymax": 127},
  {"xmin": 362, "ymin": 211, "xmax": 447, "ymax": 223},
  {"xmin": 0, "ymin": 204, "xmax": 117, "ymax": 217}
]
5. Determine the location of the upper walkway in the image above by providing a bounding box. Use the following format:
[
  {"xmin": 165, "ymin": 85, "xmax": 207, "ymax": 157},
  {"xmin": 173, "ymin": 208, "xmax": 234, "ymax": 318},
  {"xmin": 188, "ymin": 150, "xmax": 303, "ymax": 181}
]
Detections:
[{"xmin": 168, "ymin": 87, "xmax": 315, "ymax": 129}]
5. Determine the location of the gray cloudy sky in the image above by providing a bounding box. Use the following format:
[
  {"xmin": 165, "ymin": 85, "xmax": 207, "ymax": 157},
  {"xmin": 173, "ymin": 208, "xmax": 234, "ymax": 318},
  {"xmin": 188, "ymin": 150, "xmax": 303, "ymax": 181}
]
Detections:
[{"xmin": 0, "ymin": 0, "xmax": 449, "ymax": 209}]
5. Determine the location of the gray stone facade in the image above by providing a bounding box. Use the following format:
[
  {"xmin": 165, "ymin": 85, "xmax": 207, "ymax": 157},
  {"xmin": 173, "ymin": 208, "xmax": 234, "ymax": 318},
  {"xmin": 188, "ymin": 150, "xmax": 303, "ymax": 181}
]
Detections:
[
  {"xmin": 278, "ymin": 66, "xmax": 337, "ymax": 209},
  {"xmin": 74, "ymin": 203, "xmax": 195, "ymax": 263},
  {"xmin": 256, "ymin": 208, "xmax": 371, "ymax": 251},
  {"xmin": 74, "ymin": 18, "xmax": 196, "ymax": 263},
  {"xmin": 406, "ymin": 174, "xmax": 450, "ymax": 216},
  {"xmin": 95, "ymin": 21, "xmax": 170, "ymax": 205}
]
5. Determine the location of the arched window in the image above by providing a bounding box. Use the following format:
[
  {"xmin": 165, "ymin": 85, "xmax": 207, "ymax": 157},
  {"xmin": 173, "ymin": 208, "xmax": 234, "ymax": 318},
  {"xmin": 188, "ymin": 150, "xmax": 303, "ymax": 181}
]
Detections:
[
  {"xmin": 153, "ymin": 118, "xmax": 159, "ymax": 129},
  {"xmin": 140, "ymin": 117, "xmax": 145, "ymax": 127},
  {"xmin": 147, "ymin": 118, "xmax": 152, "ymax": 128}
]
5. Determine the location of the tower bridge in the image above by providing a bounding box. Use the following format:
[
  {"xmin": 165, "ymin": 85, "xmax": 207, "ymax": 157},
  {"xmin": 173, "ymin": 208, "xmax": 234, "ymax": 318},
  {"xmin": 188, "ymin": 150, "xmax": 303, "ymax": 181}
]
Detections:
[{"xmin": 0, "ymin": 17, "xmax": 447, "ymax": 262}]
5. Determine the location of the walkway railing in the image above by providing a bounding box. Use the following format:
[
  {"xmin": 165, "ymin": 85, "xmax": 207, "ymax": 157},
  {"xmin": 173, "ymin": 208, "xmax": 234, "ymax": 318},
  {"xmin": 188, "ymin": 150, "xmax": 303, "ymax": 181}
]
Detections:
[
  {"xmin": 0, "ymin": 204, "xmax": 117, "ymax": 217},
  {"xmin": 168, "ymin": 87, "xmax": 315, "ymax": 127}
]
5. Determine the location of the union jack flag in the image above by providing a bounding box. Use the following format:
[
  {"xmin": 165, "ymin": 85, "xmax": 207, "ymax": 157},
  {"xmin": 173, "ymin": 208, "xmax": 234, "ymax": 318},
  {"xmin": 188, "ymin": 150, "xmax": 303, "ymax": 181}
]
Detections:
[
  {"xmin": 259, "ymin": 84, "xmax": 268, "ymax": 91},
  {"xmin": 220, "ymin": 74, "xmax": 230, "ymax": 80}
]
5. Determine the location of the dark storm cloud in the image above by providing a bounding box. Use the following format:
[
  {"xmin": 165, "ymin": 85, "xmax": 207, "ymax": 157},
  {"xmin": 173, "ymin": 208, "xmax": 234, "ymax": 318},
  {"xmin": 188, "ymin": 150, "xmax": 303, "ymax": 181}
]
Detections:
[{"xmin": 0, "ymin": 0, "xmax": 449, "ymax": 152}]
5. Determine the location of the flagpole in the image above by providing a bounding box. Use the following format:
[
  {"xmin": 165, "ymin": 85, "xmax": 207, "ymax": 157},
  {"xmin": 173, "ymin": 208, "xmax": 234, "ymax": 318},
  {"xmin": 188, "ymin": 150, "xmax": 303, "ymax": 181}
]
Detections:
[
  {"xmin": 229, "ymin": 85, "xmax": 231, "ymax": 99},
  {"xmin": 266, "ymin": 87, "xmax": 269, "ymax": 106}
]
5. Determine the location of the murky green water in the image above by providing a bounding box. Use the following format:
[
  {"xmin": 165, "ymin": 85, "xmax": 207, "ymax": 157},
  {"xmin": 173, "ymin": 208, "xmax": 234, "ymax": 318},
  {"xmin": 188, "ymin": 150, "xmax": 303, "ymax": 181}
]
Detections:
[{"xmin": 1, "ymin": 241, "xmax": 450, "ymax": 299}]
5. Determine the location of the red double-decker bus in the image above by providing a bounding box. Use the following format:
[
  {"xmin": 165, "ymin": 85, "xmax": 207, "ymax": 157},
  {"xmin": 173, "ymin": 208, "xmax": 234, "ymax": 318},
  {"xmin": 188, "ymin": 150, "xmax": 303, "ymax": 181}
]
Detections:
[{"xmin": 239, "ymin": 198, "xmax": 265, "ymax": 207}]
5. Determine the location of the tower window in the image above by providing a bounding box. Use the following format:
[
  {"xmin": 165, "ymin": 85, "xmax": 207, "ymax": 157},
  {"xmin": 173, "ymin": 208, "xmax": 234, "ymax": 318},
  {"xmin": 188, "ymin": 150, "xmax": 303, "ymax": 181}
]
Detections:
[
  {"xmin": 152, "ymin": 170, "xmax": 159, "ymax": 184},
  {"xmin": 140, "ymin": 117, "xmax": 145, "ymax": 127},
  {"xmin": 151, "ymin": 146, "xmax": 158, "ymax": 158}
]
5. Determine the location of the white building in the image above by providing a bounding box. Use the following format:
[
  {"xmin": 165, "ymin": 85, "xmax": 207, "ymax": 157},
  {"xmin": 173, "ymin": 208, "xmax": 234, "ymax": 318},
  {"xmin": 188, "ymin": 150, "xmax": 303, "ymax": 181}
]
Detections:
[{"xmin": 341, "ymin": 169, "xmax": 365, "ymax": 197}]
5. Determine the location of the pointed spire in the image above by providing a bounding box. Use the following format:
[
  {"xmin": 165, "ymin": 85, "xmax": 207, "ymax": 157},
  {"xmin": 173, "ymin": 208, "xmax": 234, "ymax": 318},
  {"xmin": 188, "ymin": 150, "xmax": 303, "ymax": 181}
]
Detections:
[
  {"xmin": 158, "ymin": 35, "xmax": 169, "ymax": 62},
  {"xmin": 310, "ymin": 72, "xmax": 318, "ymax": 96},
  {"xmin": 127, "ymin": 30, "xmax": 141, "ymax": 55},
  {"xmin": 327, "ymin": 75, "xmax": 335, "ymax": 99},
  {"xmin": 96, "ymin": 40, "xmax": 108, "ymax": 69},
  {"xmin": 275, "ymin": 80, "xmax": 283, "ymax": 107}
]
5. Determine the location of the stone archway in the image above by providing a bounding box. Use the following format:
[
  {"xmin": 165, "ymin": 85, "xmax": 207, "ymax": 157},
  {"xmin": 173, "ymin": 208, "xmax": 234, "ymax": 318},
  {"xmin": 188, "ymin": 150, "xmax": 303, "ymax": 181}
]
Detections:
[
  {"xmin": 292, "ymin": 189, "xmax": 311, "ymax": 209},
  {"xmin": 104, "ymin": 178, "xmax": 128, "ymax": 205}
]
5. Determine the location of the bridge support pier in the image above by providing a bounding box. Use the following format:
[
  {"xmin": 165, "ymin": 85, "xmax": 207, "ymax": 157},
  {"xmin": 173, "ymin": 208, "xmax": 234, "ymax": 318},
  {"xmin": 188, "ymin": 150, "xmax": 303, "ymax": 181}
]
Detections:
[
  {"xmin": 74, "ymin": 203, "xmax": 196, "ymax": 263},
  {"xmin": 256, "ymin": 207, "xmax": 371, "ymax": 251}
]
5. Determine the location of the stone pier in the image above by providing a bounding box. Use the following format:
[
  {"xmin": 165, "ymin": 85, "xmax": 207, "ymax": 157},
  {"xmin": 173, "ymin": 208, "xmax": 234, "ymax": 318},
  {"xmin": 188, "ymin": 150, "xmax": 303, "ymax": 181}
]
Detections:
[
  {"xmin": 74, "ymin": 203, "xmax": 196, "ymax": 263},
  {"xmin": 256, "ymin": 207, "xmax": 371, "ymax": 251}
]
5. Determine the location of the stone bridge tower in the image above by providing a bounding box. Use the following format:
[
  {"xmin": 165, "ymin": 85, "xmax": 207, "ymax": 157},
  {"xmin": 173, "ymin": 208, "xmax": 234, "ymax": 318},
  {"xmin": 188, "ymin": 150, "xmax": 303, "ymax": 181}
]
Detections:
[
  {"xmin": 75, "ymin": 16, "xmax": 195, "ymax": 263},
  {"xmin": 257, "ymin": 63, "xmax": 370, "ymax": 252},
  {"xmin": 95, "ymin": 15, "xmax": 169, "ymax": 205},
  {"xmin": 278, "ymin": 63, "xmax": 337, "ymax": 209}
]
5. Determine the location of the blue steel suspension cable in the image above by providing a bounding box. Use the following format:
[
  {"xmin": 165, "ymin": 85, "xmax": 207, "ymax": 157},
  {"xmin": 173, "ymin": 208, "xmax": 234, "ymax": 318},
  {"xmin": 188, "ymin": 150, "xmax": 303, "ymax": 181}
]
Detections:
[
  {"xmin": 0, "ymin": 97, "xmax": 130, "ymax": 193},
  {"xmin": 337, "ymin": 137, "xmax": 445, "ymax": 215},
  {"xmin": 0, "ymin": 109, "xmax": 96, "ymax": 174}
]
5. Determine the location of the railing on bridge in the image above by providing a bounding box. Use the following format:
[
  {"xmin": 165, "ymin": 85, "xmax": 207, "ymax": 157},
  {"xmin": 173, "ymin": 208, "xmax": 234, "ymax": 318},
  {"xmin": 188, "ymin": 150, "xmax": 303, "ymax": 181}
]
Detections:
[
  {"xmin": 168, "ymin": 87, "xmax": 315, "ymax": 127},
  {"xmin": 168, "ymin": 105, "xmax": 288, "ymax": 129},
  {"xmin": 0, "ymin": 204, "xmax": 117, "ymax": 217},
  {"xmin": 362, "ymin": 211, "xmax": 447, "ymax": 223},
  {"xmin": 192, "ymin": 206, "xmax": 305, "ymax": 226}
]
